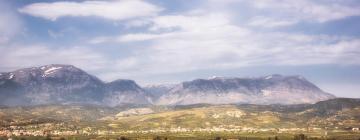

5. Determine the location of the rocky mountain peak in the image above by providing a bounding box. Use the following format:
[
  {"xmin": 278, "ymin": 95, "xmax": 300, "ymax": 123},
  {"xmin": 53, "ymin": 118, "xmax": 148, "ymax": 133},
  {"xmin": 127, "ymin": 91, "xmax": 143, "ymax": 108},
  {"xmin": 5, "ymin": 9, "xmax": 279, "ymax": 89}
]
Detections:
[
  {"xmin": 1, "ymin": 64, "xmax": 94, "ymax": 84},
  {"xmin": 39, "ymin": 64, "xmax": 81, "ymax": 76},
  {"xmin": 0, "ymin": 65, "xmax": 336, "ymax": 106},
  {"xmin": 0, "ymin": 64, "xmax": 150, "ymax": 106},
  {"xmin": 155, "ymin": 74, "xmax": 335, "ymax": 105}
]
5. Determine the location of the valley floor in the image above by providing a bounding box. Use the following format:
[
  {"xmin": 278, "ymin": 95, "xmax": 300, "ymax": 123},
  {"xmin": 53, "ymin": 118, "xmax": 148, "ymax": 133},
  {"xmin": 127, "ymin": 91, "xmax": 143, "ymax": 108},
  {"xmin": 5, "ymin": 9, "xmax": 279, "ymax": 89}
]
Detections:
[
  {"xmin": 1, "ymin": 131, "xmax": 360, "ymax": 140},
  {"xmin": 1, "ymin": 98, "xmax": 360, "ymax": 139}
]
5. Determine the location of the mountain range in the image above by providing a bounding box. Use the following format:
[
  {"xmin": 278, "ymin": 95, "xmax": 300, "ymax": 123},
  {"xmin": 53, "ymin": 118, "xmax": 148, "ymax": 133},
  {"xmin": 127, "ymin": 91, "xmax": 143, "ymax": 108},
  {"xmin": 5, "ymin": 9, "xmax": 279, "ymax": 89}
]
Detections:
[{"xmin": 0, "ymin": 64, "xmax": 335, "ymax": 106}]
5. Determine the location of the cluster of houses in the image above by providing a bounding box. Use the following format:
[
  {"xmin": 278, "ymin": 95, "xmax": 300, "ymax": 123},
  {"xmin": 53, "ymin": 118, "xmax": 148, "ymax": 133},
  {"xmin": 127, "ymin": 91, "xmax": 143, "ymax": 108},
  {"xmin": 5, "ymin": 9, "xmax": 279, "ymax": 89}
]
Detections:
[{"xmin": 0, "ymin": 125, "xmax": 359, "ymax": 137}]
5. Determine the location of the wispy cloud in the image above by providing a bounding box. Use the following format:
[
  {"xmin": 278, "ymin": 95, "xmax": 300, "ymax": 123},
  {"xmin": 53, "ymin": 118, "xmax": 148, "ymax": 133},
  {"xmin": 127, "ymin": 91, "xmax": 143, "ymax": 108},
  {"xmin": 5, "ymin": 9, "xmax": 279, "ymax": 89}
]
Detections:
[
  {"xmin": 0, "ymin": 45, "xmax": 109, "ymax": 73},
  {"xmin": 247, "ymin": 16, "xmax": 297, "ymax": 28},
  {"xmin": 13, "ymin": 0, "xmax": 360, "ymax": 80},
  {"xmin": 89, "ymin": 12, "xmax": 360, "ymax": 77},
  {"xmin": 1, "ymin": 0, "xmax": 358, "ymax": 97},
  {"xmin": 0, "ymin": 1, "xmax": 22, "ymax": 44},
  {"xmin": 18, "ymin": 0, "xmax": 162, "ymax": 21},
  {"xmin": 247, "ymin": 0, "xmax": 360, "ymax": 23},
  {"xmin": 207, "ymin": 0, "xmax": 360, "ymax": 28}
]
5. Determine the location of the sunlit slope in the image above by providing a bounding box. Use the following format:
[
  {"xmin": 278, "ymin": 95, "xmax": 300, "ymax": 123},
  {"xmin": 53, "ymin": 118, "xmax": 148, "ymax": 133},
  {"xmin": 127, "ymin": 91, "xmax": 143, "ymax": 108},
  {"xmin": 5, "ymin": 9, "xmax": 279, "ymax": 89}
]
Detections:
[
  {"xmin": 0, "ymin": 98, "xmax": 359, "ymax": 131},
  {"xmin": 109, "ymin": 105, "xmax": 289, "ymax": 130},
  {"xmin": 106, "ymin": 98, "xmax": 360, "ymax": 130}
]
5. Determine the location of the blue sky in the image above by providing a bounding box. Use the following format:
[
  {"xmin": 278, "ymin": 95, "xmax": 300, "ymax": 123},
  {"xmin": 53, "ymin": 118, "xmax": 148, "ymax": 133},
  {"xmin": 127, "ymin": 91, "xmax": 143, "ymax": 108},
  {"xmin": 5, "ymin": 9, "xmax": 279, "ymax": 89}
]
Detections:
[{"xmin": 0, "ymin": 0, "xmax": 359, "ymax": 98}]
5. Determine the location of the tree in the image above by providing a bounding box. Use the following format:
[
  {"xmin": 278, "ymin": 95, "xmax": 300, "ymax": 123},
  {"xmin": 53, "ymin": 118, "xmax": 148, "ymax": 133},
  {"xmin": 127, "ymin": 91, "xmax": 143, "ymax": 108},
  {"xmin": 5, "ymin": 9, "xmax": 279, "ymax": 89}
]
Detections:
[
  {"xmin": 118, "ymin": 136, "xmax": 129, "ymax": 140},
  {"xmin": 153, "ymin": 136, "xmax": 162, "ymax": 140},
  {"xmin": 44, "ymin": 136, "xmax": 52, "ymax": 140},
  {"xmin": 294, "ymin": 134, "xmax": 306, "ymax": 140}
]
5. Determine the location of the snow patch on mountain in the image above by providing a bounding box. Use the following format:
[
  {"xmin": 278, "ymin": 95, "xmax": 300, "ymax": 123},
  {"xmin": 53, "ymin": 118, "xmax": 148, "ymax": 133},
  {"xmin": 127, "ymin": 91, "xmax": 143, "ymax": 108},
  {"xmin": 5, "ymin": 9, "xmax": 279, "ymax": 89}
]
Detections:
[
  {"xmin": 8, "ymin": 73, "xmax": 14, "ymax": 79},
  {"xmin": 155, "ymin": 75, "xmax": 335, "ymax": 105},
  {"xmin": 0, "ymin": 64, "xmax": 152, "ymax": 106},
  {"xmin": 265, "ymin": 75, "xmax": 273, "ymax": 79},
  {"xmin": 0, "ymin": 65, "xmax": 336, "ymax": 106},
  {"xmin": 208, "ymin": 76, "xmax": 225, "ymax": 80},
  {"xmin": 43, "ymin": 67, "xmax": 62, "ymax": 76}
]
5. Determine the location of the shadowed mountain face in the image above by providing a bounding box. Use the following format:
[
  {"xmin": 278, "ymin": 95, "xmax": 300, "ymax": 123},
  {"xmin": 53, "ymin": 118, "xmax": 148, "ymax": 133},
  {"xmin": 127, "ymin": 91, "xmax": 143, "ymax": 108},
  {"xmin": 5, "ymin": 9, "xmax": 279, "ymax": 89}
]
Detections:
[
  {"xmin": 0, "ymin": 64, "xmax": 151, "ymax": 106},
  {"xmin": 104, "ymin": 80, "xmax": 151, "ymax": 106},
  {"xmin": 143, "ymin": 84, "xmax": 175, "ymax": 99},
  {"xmin": 0, "ymin": 65, "xmax": 335, "ymax": 106}
]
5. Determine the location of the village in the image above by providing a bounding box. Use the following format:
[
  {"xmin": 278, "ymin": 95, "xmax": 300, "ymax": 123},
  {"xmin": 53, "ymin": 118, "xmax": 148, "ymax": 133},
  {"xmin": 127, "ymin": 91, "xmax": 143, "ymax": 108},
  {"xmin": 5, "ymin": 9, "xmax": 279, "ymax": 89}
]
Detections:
[{"xmin": 1, "ymin": 123, "xmax": 359, "ymax": 137}]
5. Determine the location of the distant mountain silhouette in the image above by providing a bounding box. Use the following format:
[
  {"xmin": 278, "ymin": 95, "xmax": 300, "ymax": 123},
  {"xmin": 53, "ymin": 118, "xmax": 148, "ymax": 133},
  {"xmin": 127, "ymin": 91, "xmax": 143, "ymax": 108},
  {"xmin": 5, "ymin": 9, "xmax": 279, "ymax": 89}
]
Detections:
[{"xmin": 0, "ymin": 64, "xmax": 335, "ymax": 106}]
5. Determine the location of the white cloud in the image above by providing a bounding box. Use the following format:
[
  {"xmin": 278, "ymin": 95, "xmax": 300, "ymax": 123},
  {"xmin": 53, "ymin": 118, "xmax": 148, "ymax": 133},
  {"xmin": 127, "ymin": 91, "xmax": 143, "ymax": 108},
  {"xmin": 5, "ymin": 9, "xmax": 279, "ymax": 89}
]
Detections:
[
  {"xmin": 248, "ymin": 16, "xmax": 297, "ymax": 28},
  {"xmin": 0, "ymin": 45, "xmax": 159, "ymax": 82},
  {"xmin": 92, "ymin": 13, "xmax": 360, "ymax": 78},
  {"xmin": 4, "ymin": 0, "xmax": 360, "ymax": 85},
  {"xmin": 18, "ymin": 0, "xmax": 162, "ymax": 21},
  {"xmin": 248, "ymin": 0, "xmax": 360, "ymax": 23},
  {"xmin": 150, "ymin": 14, "xmax": 231, "ymax": 31},
  {"xmin": 117, "ymin": 33, "xmax": 171, "ymax": 42},
  {"xmin": 91, "ymin": 14, "xmax": 249, "ymax": 43},
  {"xmin": 89, "ymin": 33, "xmax": 171, "ymax": 44},
  {"xmin": 0, "ymin": 46, "xmax": 110, "ymax": 73},
  {"xmin": 205, "ymin": 0, "xmax": 360, "ymax": 27},
  {"xmin": 88, "ymin": 36, "xmax": 112, "ymax": 44},
  {"xmin": 124, "ymin": 18, "xmax": 153, "ymax": 28}
]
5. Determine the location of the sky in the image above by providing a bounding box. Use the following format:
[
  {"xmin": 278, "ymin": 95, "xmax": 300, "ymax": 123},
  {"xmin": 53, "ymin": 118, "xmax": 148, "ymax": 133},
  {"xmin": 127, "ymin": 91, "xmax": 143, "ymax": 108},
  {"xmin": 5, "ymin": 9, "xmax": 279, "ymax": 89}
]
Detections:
[{"xmin": 0, "ymin": 0, "xmax": 359, "ymax": 98}]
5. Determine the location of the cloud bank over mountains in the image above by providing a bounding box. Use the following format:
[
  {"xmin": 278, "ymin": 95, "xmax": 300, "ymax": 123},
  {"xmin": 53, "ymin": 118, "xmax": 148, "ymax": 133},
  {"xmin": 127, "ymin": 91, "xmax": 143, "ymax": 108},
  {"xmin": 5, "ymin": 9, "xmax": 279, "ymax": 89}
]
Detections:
[{"xmin": 0, "ymin": 0, "xmax": 359, "ymax": 97}]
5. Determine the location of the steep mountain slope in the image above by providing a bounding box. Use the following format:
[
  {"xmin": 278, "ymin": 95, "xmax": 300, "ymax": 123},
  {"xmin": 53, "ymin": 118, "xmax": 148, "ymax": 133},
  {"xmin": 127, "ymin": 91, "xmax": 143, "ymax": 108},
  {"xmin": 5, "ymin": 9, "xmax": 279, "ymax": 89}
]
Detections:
[
  {"xmin": 144, "ymin": 84, "xmax": 175, "ymax": 100},
  {"xmin": 156, "ymin": 75, "xmax": 335, "ymax": 105},
  {"xmin": 0, "ymin": 64, "xmax": 151, "ymax": 106},
  {"xmin": 104, "ymin": 80, "xmax": 151, "ymax": 106},
  {"xmin": 0, "ymin": 65, "xmax": 335, "ymax": 106}
]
